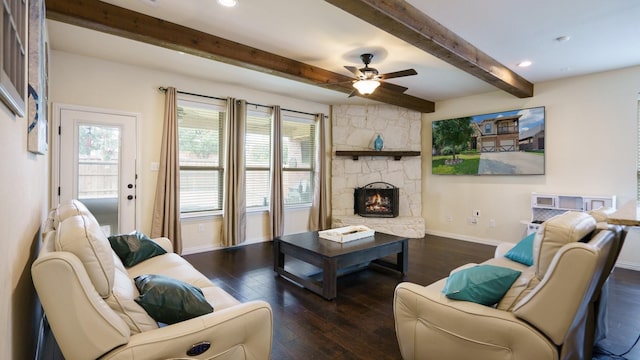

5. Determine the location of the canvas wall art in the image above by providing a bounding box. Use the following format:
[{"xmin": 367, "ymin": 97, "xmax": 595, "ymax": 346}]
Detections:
[
  {"xmin": 27, "ymin": 0, "xmax": 49, "ymax": 155},
  {"xmin": 432, "ymin": 106, "xmax": 545, "ymax": 175}
]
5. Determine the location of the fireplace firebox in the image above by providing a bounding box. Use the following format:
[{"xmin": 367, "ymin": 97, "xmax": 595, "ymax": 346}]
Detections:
[{"xmin": 354, "ymin": 182, "xmax": 399, "ymax": 218}]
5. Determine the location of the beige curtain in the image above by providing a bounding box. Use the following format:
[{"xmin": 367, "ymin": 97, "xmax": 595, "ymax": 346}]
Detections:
[
  {"xmin": 151, "ymin": 87, "xmax": 182, "ymax": 254},
  {"xmin": 309, "ymin": 113, "xmax": 329, "ymax": 230},
  {"xmin": 222, "ymin": 98, "xmax": 247, "ymax": 246},
  {"xmin": 269, "ymin": 106, "xmax": 284, "ymax": 238}
]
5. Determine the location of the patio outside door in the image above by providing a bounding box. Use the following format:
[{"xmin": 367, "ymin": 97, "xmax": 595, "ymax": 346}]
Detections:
[{"xmin": 55, "ymin": 105, "xmax": 138, "ymax": 235}]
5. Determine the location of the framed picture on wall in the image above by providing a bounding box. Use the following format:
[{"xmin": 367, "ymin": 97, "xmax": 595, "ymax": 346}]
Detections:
[
  {"xmin": 0, "ymin": 0, "xmax": 27, "ymax": 117},
  {"xmin": 27, "ymin": 0, "xmax": 49, "ymax": 155},
  {"xmin": 432, "ymin": 106, "xmax": 545, "ymax": 175}
]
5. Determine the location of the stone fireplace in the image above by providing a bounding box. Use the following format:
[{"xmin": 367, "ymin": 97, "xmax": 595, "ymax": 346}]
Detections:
[{"xmin": 331, "ymin": 104, "xmax": 425, "ymax": 238}]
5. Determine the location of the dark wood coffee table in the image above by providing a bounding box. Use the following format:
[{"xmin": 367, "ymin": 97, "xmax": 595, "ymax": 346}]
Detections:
[{"xmin": 273, "ymin": 230, "xmax": 408, "ymax": 300}]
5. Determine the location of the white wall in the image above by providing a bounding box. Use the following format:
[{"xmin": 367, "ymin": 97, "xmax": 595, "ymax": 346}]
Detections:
[
  {"xmin": 422, "ymin": 65, "xmax": 640, "ymax": 269},
  {"xmin": 50, "ymin": 50, "xmax": 330, "ymax": 252},
  {"xmin": 0, "ymin": 96, "xmax": 48, "ymax": 357}
]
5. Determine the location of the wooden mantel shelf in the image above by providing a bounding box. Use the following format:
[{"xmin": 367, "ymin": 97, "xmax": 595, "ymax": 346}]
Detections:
[{"xmin": 335, "ymin": 150, "xmax": 421, "ymax": 160}]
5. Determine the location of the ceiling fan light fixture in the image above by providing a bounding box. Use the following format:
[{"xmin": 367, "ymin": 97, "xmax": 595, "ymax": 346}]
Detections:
[
  {"xmin": 217, "ymin": 0, "xmax": 238, "ymax": 7},
  {"xmin": 517, "ymin": 60, "xmax": 532, "ymax": 68},
  {"xmin": 353, "ymin": 79, "xmax": 380, "ymax": 95}
]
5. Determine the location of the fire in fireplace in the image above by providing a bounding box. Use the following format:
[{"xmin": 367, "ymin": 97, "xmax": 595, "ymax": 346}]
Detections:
[{"xmin": 354, "ymin": 182, "xmax": 399, "ymax": 218}]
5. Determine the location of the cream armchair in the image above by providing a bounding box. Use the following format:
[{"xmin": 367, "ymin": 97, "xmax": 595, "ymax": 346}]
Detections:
[
  {"xmin": 33, "ymin": 200, "xmax": 273, "ymax": 360},
  {"xmin": 394, "ymin": 211, "xmax": 621, "ymax": 360}
]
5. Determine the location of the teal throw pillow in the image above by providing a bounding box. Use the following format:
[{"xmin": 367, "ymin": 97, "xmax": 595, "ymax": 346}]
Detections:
[
  {"xmin": 504, "ymin": 232, "xmax": 536, "ymax": 266},
  {"xmin": 134, "ymin": 274, "xmax": 213, "ymax": 325},
  {"xmin": 108, "ymin": 231, "xmax": 167, "ymax": 267},
  {"xmin": 442, "ymin": 264, "xmax": 522, "ymax": 306}
]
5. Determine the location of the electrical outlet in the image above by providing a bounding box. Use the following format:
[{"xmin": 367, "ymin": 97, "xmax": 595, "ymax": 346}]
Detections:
[
  {"xmin": 467, "ymin": 217, "xmax": 478, "ymax": 225},
  {"xmin": 489, "ymin": 219, "xmax": 496, "ymax": 227},
  {"xmin": 198, "ymin": 224, "xmax": 205, "ymax": 233},
  {"xmin": 446, "ymin": 215, "xmax": 453, "ymax": 222},
  {"xmin": 473, "ymin": 210, "xmax": 480, "ymax": 217}
]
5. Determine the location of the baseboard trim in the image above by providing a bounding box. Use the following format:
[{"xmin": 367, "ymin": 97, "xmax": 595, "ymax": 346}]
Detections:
[
  {"xmin": 181, "ymin": 239, "xmax": 271, "ymax": 255},
  {"xmin": 614, "ymin": 261, "xmax": 640, "ymax": 272},
  {"xmin": 181, "ymin": 244, "xmax": 220, "ymax": 255},
  {"xmin": 424, "ymin": 230, "xmax": 502, "ymax": 247}
]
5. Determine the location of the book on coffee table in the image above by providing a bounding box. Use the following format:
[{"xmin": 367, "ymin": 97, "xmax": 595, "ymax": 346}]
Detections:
[{"xmin": 318, "ymin": 225, "xmax": 375, "ymax": 243}]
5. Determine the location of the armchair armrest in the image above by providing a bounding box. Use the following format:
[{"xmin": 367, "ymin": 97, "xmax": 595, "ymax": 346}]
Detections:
[
  {"xmin": 494, "ymin": 243, "xmax": 515, "ymax": 258},
  {"xmin": 394, "ymin": 281, "xmax": 556, "ymax": 360},
  {"xmin": 103, "ymin": 300, "xmax": 273, "ymax": 360},
  {"xmin": 150, "ymin": 237, "xmax": 174, "ymax": 253}
]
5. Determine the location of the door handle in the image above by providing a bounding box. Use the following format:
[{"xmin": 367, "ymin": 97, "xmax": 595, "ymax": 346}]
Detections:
[
  {"xmin": 127, "ymin": 195, "xmax": 134, "ymax": 200},
  {"xmin": 127, "ymin": 184, "xmax": 134, "ymax": 189}
]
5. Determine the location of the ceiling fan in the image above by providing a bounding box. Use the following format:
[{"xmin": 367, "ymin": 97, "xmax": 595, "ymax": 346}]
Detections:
[{"xmin": 338, "ymin": 53, "xmax": 418, "ymax": 97}]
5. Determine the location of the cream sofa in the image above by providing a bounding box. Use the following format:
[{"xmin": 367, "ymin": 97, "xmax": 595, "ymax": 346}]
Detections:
[
  {"xmin": 32, "ymin": 200, "xmax": 273, "ymax": 360},
  {"xmin": 394, "ymin": 211, "xmax": 622, "ymax": 360}
]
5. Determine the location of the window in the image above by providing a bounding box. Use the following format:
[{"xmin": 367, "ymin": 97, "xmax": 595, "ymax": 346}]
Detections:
[
  {"xmin": 176, "ymin": 95, "xmax": 316, "ymax": 213},
  {"xmin": 497, "ymin": 120, "xmax": 517, "ymax": 134},
  {"xmin": 245, "ymin": 109, "xmax": 271, "ymax": 208},
  {"xmin": 282, "ymin": 115, "xmax": 315, "ymax": 206},
  {"xmin": 0, "ymin": 0, "xmax": 26, "ymax": 116},
  {"xmin": 177, "ymin": 97, "xmax": 225, "ymax": 213},
  {"xmin": 77, "ymin": 125, "xmax": 120, "ymax": 199}
]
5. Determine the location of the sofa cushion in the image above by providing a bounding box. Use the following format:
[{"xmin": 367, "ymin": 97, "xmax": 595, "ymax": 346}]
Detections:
[
  {"xmin": 105, "ymin": 265, "xmax": 159, "ymax": 334},
  {"xmin": 55, "ymin": 215, "xmax": 115, "ymax": 298},
  {"xmin": 53, "ymin": 200, "xmax": 99, "ymax": 230},
  {"xmin": 589, "ymin": 206, "xmax": 616, "ymax": 223},
  {"xmin": 590, "ymin": 206, "xmax": 618, "ymax": 230},
  {"xmin": 201, "ymin": 286, "xmax": 241, "ymax": 311},
  {"xmin": 128, "ymin": 253, "xmax": 213, "ymax": 289},
  {"xmin": 108, "ymin": 231, "xmax": 167, "ymax": 267},
  {"xmin": 496, "ymin": 271, "xmax": 539, "ymax": 311},
  {"xmin": 534, "ymin": 212, "xmax": 596, "ymax": 279},
  {"xmin": 134, "ymin": 274, "xmax": 213, "ymax": 325},
  {"xmin": 442, "ymin": 264, "xmax": 522, "ymax": 306},
  {"xmin": 504, "ymin": 232, "xmax": 536, "ymax": 266}
]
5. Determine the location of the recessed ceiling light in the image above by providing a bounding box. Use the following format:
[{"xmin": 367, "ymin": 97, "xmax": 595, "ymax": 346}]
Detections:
[
  {"xmin": 517, "ymin": 60, "xmax": 532, "ymax": 68},
  {"xmin": 217, "ymin": 0, "xmax": 238, "ymax": 7},
  {"xmin": 555, "ymin": 35, "xmax": 571, "ymax": 42},
  {"xmin": 139, "ymin": 0, "xmax": 159, "ymax": 6}
]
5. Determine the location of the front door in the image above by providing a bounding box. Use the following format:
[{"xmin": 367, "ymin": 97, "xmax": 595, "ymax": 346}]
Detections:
[{"xmin": 55, "ymin": 104, "xmax": 138, "ymax": 235}]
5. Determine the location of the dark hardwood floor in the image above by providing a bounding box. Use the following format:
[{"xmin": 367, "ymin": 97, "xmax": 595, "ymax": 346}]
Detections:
[
  {"xmin": 184, "ymin": 235, "xmax": 640, "ymax": 360},
  {"xmin": 42, "ymin": 234, "xmax": 640, "ymax": 359}
]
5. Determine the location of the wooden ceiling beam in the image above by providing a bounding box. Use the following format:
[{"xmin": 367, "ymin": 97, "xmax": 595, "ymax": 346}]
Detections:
[
  {"xmin": 325, "ymin": 0, "xmax": 534, "ymax": 98},
  {"xmin": 45, "ymin": 0, "xmax": 435, "ymax": 113}
]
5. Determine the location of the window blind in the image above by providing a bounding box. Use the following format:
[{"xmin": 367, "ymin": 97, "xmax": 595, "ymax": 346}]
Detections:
[
  {"xmin": 282, "ymin": 114, "xmax": 315, "ymax": 205},
  {"xmin": 246, "ymin": 109, "xmax": 272, "ymax": 208},
  {"xmin": 177, "ymin": 98, "xmax": 225, "ymax": 213}
]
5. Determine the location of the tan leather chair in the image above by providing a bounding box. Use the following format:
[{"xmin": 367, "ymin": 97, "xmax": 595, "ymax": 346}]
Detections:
[
  {"xmin": 394, "ymin": 212, "xmax": 621, "ymax": 360},
  {"xmin": 33, "ymin": 200, "xmax": 273, "ymax": 360}
]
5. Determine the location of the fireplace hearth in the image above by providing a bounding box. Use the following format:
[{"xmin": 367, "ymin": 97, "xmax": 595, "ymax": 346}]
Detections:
[{"xmin": 354, "ymin": 182, "xmax": 399, "ymax": 218}]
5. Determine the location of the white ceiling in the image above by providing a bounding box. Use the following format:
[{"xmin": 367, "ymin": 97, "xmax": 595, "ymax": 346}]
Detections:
[{"xmin": 47, "ymin": 0, "xmax": 640, "ymax": 108}]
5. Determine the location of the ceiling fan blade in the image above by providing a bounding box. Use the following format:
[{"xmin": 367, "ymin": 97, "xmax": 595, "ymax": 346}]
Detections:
[
  {"xmin": 344, "ymin": 65, "xmax": 363, "ymax": 78},
  {"xmin": 348, "ymin": 89, "xmax": 358, "ymax": 98},
  {"xmin": 379, "ymin": 81, "xmax": 408, "ymax": 93},
  {"xmin": 379, "ymin": 69, "xmax": 417, "ymax": 80},
  {"xmin": 317, "ymin": 80, "xmax": 353, "ymax": 87}
]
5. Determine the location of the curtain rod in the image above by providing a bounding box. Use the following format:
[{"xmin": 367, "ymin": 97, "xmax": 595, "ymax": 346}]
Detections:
[{"xmin": 158, "ymin": 87, "xmax": 327, "ymax": 118}]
